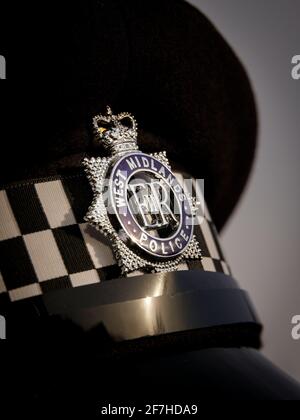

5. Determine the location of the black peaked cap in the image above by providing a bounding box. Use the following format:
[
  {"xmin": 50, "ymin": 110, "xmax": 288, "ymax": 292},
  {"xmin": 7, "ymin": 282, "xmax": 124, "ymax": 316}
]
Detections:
[{"xmin": 1, "ymin": 0, "xmax": 257, "ymax": 230}]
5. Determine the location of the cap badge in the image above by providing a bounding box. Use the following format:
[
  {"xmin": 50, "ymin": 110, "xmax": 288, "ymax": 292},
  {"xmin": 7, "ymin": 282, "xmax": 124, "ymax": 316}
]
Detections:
[{"xmin": 83, "ymin": 107, "xmax": 202, "ymax": 273}]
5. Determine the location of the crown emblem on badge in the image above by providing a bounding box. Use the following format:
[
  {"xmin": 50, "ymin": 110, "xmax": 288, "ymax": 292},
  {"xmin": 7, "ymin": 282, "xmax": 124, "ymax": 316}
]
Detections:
[
  {"xmin": 83, "ymin": 107, "xmax": 202, "ymax": 274},
  {"xmin": 93, "ymin": 106, "xmax": 139, "ymax": 156}
]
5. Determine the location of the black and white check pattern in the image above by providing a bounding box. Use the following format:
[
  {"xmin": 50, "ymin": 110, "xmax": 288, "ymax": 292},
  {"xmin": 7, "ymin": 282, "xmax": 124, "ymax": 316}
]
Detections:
[{"xmin": 0, "ymin": 173, "xmax": 231, "ymax": 303}]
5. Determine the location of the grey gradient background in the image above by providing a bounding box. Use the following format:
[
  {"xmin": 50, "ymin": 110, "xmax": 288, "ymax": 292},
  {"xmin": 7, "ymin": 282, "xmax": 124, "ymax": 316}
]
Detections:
[
  {"xmin": 0, "ymin": 55, "xmax": 5, "ymax": 79},
  {"xmin": 188, "ymin": 0, "xmax": 300, "ymax": 381}
]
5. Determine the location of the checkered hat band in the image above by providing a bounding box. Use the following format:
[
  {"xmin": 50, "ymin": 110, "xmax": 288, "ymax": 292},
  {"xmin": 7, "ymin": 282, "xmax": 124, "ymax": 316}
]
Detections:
[{"xmin": 0, "ymin": 173, "xmax": 231, "ymax": 303}]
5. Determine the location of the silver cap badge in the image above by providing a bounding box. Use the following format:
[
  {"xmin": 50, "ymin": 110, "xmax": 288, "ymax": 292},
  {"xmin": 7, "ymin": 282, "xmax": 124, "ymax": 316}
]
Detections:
[{"xmin": 83, "ymin": 107, "xmax": 202, "ymax": 274}]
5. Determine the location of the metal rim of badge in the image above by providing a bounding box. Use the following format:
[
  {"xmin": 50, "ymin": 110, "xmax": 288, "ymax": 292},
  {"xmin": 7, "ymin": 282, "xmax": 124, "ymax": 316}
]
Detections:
[{"xmin": 83, "ymin": 107, "xmax": 202, "ymax": 274}]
